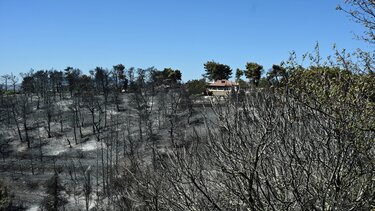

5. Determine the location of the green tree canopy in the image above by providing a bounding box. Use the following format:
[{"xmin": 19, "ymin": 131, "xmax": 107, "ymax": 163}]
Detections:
[
  {"xmin": 203, "ymin": 61, "xmax": 232, "ymax": 81},
  {"xmin": 151, "ymin": 68, "xmax": 182, "ymax": 85},
  {"xmin": 113, "ymin": 64, "xmax": 125, "ymax": 80},
  {"xmin": 186, "ymin": 79, "xmax": 207, "ymax": 95},
  {"xmin": 267, "ymin": 64, "xmax": 287, "ymax": 86},
  {"xmin": 245, "ymin": 62, "xmax": 263, "ymax": 86},
  {"xmin": 235, "ymin": 68, "xmax": 244, "ymax": 82},
  {"xmin": 163, "ymin": 68, "xmax": 182, "ymax": 83}
]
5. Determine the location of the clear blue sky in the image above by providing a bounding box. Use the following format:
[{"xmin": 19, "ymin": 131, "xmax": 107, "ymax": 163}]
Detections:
[{"xmin": 0, "ymin": 0, "xmax": 371, "ymax": 81}]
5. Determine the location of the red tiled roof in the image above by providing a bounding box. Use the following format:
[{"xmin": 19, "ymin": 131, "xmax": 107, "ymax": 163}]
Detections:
[{"xmin": 208, "ymin": 80, "xmax": 239, "ymax": 87}]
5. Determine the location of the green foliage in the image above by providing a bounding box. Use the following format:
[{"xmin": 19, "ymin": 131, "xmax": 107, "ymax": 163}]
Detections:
[
  {"xmin": 186, "ymin": 79, "xmax": 207, "ymax": 95},
  {"xmin": 162, "ymin": 68, "xmax": 181, "ymax": 82},
  {"xmin": 113, "ymin": 64, "xmax": 125, "ymax": 80},
  {"xmin": 0, "ymin": 90, "xmax": 16, "ymax": 95},
  {"xmin": 267, "ymin": 64, "xmax": 287, "ymax": 86},
  {"xmin": 289, "ymin": 66, "xmax": 375, "ymax": 132},
  {"xmin": 152, "ymin": 68, "xmax": 182, "ymax": 86},
  {"xmin": 203, "ymin": 61, "xmax": 232, "ymax": 81},
  {"xmin": 245, "ymin": 62, "xmax": 263, "ymax": 86},
  {"xmin": 235, "ymin": 68, "xmax": 244, "ymax": 82}
]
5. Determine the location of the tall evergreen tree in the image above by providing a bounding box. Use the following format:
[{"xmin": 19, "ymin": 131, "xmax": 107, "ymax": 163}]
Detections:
[
  {"xmin": 203, "ymin": 61, "xmax": 232, "ymax": 81},
  {"xmin": 245, "ymin": 62, "xmax": 263, "ymax": 86}
]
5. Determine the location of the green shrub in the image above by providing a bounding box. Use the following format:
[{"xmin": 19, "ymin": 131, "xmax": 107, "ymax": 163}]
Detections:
[{"xmin": 186, "ymin": 79, "xmax": 207, "ymax": 95}]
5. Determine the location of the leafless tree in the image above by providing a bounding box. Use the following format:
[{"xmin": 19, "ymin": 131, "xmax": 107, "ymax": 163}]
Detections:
[
  {"xmin": 1, "ymin": 74, "xmax": 10, "ymax": 92},
  {"xmin": 20, "ymin": 94, "xmax": 31, "ymax": 148},
  {"xmin": 9, "ymin": 73, "xmax": 18, "ymax": 93},
  {"xmin": 109, "ymin": 54, "xmax": 373, "ymax": 210},
  {"xmin": 337, "ymin": 0, "xmax": 375, "ymax": 44}
]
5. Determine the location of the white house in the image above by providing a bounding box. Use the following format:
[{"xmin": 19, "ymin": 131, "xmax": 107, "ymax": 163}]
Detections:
[{"xmin": 206, "ymin": 79, "xmax": 239, "ymax": 96}]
